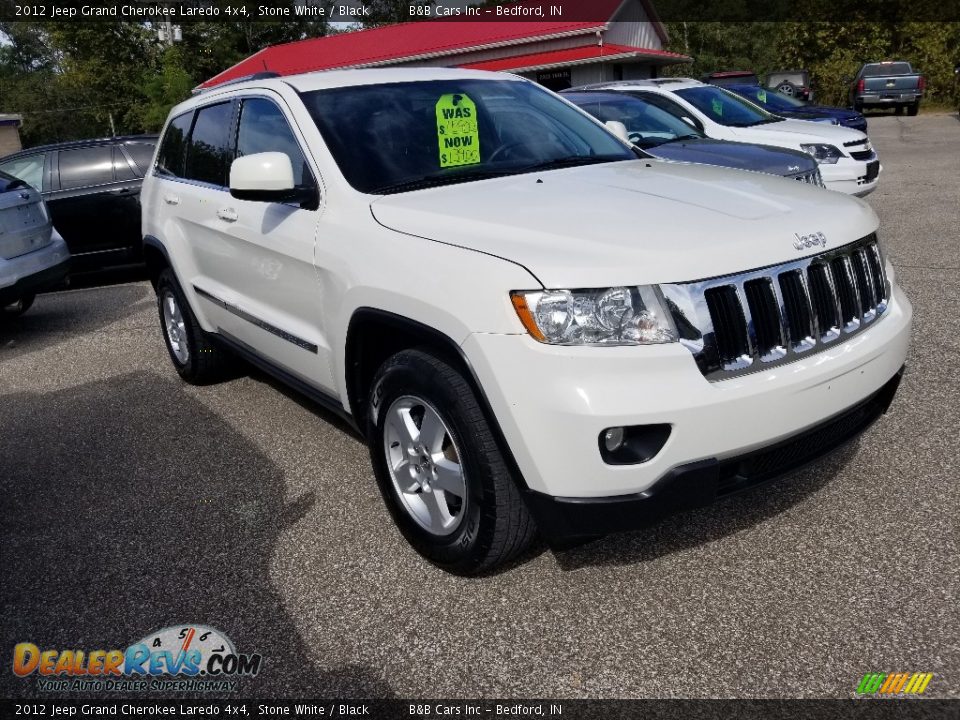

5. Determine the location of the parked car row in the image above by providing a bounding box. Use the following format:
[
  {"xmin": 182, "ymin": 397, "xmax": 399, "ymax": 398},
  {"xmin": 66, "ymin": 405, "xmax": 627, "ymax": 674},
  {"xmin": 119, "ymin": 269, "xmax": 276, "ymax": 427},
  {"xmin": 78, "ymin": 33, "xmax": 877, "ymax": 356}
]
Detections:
[
  {"xmin": 566, "ymin": 78, "xmax": 880, "ymax": 197},
  {"xmin": 136, "ymin": 67, "xmax": 910, "ymax": 574},
  {"xmin": 704, "ymin": 61, "xmax": 926, "ymax": 117},
  {"xmin": 0, "ymin": 135, "xmax": 156, "ymax": 271}
]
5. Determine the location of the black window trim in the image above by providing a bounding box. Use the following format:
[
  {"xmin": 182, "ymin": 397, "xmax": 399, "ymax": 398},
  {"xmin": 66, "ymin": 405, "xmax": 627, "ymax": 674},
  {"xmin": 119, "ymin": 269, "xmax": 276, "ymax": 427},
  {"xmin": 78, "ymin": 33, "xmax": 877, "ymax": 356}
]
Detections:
[
  {"xmin": 233, "ymin": 92, "xmax": 322, "ymax": 210},
  {"xmin": 183, "ymin": 98, "xmax": 238, "ymax": 191},
  {"xmin": 154, "ymin": 100, "xmax": 239, "ymax": 191}
]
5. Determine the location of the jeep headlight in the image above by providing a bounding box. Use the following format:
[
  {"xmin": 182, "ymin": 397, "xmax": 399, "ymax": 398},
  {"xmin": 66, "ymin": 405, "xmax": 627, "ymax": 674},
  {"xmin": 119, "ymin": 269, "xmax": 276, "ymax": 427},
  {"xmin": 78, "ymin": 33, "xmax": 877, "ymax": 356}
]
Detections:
[
  {"xmin": 800, "ymin": 143, "xmax": 842, "ymax": 164},
  {"xmin": 510, "ymin": 287, "xmax": 678, "ymax": 345}
]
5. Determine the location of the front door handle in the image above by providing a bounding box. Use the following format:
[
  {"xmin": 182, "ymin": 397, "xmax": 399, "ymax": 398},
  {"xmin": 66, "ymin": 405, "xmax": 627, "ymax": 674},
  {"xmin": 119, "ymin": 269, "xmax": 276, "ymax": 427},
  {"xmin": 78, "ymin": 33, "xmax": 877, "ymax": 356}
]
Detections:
[
  {"xmin": 217, "ymin": 208, "xmax": 238, "ymax": 223},
  {"xmin": 163, "ymin": 193, "xmax": 180, "ymax": 206}
]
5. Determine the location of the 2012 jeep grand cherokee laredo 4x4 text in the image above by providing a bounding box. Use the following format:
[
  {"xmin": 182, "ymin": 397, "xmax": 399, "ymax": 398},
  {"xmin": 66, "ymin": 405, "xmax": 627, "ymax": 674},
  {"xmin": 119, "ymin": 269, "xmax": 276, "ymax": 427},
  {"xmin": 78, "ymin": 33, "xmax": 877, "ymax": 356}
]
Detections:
[{"xmin": 141, "ymin": 69, "xmax": 912, "ymax": 574}]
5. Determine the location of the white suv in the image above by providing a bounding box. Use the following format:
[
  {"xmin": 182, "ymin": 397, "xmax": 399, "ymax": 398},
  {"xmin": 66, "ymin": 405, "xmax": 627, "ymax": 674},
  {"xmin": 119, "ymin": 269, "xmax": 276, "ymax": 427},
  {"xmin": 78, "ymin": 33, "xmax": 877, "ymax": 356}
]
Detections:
[
  {"xmin": 573, "ymin": 79, "xmax": 880, "ymax": 196},
  {"xmin": 142, "ymin": 68, "xmax": 912, "ymax": 574}
]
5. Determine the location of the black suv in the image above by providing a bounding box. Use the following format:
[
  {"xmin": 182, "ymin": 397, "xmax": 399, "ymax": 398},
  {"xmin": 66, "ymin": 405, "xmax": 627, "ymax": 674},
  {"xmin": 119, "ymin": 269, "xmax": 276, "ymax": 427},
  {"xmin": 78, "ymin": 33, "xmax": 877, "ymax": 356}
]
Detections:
[{"xmin": 0, "ymin": 135, "xmax": 157, "ymax": 271}]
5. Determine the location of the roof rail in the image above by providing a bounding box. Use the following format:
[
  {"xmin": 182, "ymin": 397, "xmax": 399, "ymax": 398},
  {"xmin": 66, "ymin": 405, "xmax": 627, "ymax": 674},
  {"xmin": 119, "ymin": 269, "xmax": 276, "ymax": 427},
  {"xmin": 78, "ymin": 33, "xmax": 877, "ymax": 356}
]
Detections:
[{"xmin": 192, "ymin": 71, "xmax": 281, "ymax": 95}]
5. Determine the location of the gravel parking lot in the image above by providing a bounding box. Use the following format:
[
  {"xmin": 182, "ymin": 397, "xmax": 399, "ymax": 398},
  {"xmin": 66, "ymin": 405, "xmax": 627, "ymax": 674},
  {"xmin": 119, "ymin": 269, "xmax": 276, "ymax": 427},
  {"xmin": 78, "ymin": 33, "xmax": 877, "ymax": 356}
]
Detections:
[{"xmin": 1, "ymin": 113, "xmax": 957, "ymax": 700}]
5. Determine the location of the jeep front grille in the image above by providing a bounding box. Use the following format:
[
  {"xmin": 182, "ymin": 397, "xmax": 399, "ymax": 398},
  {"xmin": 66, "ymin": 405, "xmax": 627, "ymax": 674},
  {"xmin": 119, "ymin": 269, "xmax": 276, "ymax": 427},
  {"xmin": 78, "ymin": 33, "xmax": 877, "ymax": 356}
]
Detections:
[{"xmin": 661, "ymin": 234, "xmax": 889, "ymax": 381}]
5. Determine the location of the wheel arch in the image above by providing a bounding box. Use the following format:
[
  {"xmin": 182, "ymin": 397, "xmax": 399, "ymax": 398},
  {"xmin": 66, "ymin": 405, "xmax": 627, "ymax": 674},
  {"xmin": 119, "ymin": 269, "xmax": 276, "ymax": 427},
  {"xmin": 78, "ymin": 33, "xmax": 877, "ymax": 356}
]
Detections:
[
  {"xmin": 143, "ymin": 235, "xmax": 172, "ymax": 289},
  {"xmin": 344, "ymin": 308, "xmax": 531, "ymax": 492}
]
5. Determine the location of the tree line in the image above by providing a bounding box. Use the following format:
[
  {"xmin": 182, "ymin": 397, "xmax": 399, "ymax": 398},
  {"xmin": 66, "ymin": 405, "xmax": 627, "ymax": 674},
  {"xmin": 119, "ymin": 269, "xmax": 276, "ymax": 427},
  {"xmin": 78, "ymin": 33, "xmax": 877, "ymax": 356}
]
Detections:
[
  {"xmin": 662, "ymin": 22, "xmax": 959, "ymax": 107},
  {"xmin": 2, "ymin": 13, "xmax": 957, "ymax": 149}
]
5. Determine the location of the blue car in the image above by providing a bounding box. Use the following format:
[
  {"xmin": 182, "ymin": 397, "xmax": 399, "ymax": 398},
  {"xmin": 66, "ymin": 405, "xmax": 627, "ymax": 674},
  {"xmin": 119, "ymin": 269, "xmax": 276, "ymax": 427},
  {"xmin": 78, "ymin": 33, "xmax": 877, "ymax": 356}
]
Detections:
[
  {"xmin": 725, "ymin": 84, "xmax": 868, "ymax": 134},
  {"xmin": 562, "ymin": 91, "xmax": 823, "ymax": 185}
]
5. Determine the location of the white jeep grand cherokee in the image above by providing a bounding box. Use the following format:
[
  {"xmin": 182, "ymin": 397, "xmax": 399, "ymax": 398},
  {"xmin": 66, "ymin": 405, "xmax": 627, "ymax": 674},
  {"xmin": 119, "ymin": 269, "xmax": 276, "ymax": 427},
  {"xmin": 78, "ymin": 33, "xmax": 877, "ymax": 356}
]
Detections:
[{"xmin": 142, "ymin": 69, "xmax": 912, "ymax": 574}]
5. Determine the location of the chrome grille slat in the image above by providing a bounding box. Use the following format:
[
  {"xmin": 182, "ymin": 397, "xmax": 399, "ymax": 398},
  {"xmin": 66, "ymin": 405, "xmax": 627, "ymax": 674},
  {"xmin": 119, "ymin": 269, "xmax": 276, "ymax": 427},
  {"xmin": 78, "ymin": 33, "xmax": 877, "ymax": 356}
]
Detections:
[{"xmin": 663, "ymin": 234, "xmax": 889, "ymax": 382}]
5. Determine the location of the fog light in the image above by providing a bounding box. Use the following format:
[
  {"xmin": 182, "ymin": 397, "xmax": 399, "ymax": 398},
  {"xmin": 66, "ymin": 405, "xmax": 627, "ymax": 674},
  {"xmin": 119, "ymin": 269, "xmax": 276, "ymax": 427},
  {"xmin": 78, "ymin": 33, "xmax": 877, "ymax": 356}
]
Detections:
[
  {"xmin": 603, "ymin": 427, "xmax": 625, "ymax": 452},
  {"xmin": 598, "ymin": 424, "xmax": 672, "ymax": 465}
]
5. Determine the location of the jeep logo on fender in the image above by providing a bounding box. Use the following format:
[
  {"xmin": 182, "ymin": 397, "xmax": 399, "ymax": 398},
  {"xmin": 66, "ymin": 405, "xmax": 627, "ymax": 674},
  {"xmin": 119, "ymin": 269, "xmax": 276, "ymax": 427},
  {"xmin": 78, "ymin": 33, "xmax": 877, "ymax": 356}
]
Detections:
[{"xmin": 794, "ymin": 231, "xmax": 828, "ymax": 251}]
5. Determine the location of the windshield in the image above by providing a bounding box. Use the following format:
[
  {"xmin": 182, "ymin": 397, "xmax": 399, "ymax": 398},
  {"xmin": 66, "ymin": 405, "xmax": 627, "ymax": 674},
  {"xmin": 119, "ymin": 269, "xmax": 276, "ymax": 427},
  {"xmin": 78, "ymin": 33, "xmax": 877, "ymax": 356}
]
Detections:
[
  {"xmin": 733, "ymin": 85, "xmax": 807, "ymax": 110},
  {"xmin": 301, "ymin": 79, "xmax": 635, "ymax": 194},
  {"xmin": 674, "ymin": 86, "xmax": 782, "ymax": 127},
  {"xmin": 565, "ymin": 93, "xmax": 705, "ymax": 149}
]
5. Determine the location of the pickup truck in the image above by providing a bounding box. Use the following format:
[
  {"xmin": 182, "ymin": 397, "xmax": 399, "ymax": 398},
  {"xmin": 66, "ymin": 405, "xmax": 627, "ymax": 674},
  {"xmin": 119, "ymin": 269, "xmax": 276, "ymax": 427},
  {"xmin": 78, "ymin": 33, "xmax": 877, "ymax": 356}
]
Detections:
[{"xmin": 850, "ymin": 62, "xmax": 925, "ymax": 115}]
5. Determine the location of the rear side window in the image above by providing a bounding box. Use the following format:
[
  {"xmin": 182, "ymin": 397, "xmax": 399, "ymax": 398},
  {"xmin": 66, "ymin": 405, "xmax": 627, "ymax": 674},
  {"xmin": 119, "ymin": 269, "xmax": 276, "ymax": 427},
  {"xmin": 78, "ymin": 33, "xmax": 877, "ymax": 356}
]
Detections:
[
  {"xmin": 124, "ymin": 142, "xmax": 157, "ymax": 174},
  {"xmin": 59, "ymin": 146, "xmax": 113, "ymax": 190},
  {"xmin": 236, "ymin": 98, "xmax": 314, "ymax": 188},
  {"xmin": 156, "ymin": 113, "xmax": 192, "ymax": 178},
  {"xmin": 186, "ymin": 102, "xmax": 233, "ymax": 186}
]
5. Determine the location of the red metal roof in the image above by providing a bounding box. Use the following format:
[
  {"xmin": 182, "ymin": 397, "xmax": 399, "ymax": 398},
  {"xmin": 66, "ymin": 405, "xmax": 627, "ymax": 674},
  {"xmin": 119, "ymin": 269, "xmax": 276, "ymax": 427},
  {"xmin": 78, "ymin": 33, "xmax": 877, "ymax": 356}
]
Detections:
[
  {"xmin": 197, "ymin": 0, "xmax": 646, "ymax": 89},
  {"xmin": 199, "ymin": 20, "xmax": 612, "ymax": 89},
  {"xmin": 460, "ymin": 43, "xmax": 690, "ymax": 72}
]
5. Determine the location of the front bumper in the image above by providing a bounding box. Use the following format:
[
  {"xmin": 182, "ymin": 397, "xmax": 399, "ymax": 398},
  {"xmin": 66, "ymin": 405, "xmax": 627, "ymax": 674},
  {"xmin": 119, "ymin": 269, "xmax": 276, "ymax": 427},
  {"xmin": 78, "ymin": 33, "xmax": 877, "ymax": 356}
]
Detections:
[
  {"xmin": 525, "ymin": 368, "xmax": 903, "ymax": 540},
  {"xmin": 820, "ymin": 157, "xmax": 880, "ymax": 197},
  {"xmin": 463, "ymin": 285, "xmax": 911, "ymax": 533},
  {"xmin": 0, "ymin": 235, "xmax": 70, "ymax": 305}
]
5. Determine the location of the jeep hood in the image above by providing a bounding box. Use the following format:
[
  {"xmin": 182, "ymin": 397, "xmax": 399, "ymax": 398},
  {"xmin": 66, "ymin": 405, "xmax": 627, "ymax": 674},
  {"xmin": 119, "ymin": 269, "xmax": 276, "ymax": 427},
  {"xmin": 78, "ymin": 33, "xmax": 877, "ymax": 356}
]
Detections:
[{"xmin": 369, "ymin": 159, "xmax": 878, "ymax": 288}]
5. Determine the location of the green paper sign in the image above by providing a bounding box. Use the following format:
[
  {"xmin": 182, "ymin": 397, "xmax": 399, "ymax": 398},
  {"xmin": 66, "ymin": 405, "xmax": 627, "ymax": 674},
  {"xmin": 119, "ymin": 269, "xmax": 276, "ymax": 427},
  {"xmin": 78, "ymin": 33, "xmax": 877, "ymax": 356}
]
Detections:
[
  {"xmin": 711, "ymin": 98, "xmax": 723, "ymax": 116},
  {"xmin": 757, "ymin": 89, "xmax": 768, "ymax": 103},
  {"xmin": 436, "ymin": 93, "xmax": 481, "ymax": 168}
]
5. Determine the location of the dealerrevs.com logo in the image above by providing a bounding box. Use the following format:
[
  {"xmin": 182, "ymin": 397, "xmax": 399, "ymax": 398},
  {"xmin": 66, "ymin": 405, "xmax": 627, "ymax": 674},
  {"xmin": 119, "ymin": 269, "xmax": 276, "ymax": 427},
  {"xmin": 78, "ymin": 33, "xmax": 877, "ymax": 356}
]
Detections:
[
  {"xmin": 13, "ymin": 624, "xmax": 262, "ymax": 693},
  {"xmin": 857, "ymin": 672, "xmax": 934, "ymax": 696}
]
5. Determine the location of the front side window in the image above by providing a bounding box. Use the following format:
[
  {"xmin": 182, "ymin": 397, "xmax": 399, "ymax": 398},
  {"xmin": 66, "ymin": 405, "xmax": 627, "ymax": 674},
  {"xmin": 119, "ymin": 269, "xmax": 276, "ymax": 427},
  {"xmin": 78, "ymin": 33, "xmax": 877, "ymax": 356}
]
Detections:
[
  {"xmin": 236, "ymin": 98, "xmax": 314, "ymax": 189},
  {"xmin": 156, "ymin": 113, "xmax": 192, "ymax": 179},
  {"xmin": 674, "ymin": 86, "xmax": 781, "ymax": 128},
  {"xmin": 185, "ymin": 102, "xmax": 233, "ymax": 186},
  {"xmin": 300, "ymin": 79, "xmax": 635, "ymax": 194},
  {"xmin": 0, "ymin": 154, "xmax": 44, "ymax": 191},
  {"xmin": 567, "ymin": 93, "xmax": 705, "ymax": 149}
]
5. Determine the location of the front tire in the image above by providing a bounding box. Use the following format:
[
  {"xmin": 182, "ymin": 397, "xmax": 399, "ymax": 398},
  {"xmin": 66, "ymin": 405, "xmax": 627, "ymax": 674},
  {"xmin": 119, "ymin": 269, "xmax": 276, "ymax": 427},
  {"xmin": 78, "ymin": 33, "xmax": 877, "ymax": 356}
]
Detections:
[
  {"xmin": 156, "ymin": 268, "xmax": 232, "ymax": 384},
  {"xmin": 3, "ymin": 293, "xmax": 35, "ymax": 318},
  {"xmin": 367, "ymin": 349, "xmax": 536, "ymax": 574}
]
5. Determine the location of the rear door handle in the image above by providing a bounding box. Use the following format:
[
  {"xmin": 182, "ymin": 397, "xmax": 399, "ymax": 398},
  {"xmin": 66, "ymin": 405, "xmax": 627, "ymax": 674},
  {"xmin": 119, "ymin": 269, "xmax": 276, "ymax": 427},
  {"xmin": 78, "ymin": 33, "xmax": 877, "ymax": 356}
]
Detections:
[
  {"xmin": 217, "ymin": 208, "xmax": 238, "ymax": 223},
  {"xmin": 163, "ymin": 193, "xmax": 180, "ymax": 206}
]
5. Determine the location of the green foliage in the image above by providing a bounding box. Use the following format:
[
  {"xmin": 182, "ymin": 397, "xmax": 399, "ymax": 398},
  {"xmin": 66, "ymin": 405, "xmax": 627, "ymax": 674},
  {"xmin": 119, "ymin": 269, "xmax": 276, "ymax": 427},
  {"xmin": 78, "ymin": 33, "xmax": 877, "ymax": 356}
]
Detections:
[
  {"xmin": 0, "ymin": 12, "xmax": 330, "ymax": 149},
  {"xmin": 665, "ymin": 21, "xmax": 960, "ymax": 108}
]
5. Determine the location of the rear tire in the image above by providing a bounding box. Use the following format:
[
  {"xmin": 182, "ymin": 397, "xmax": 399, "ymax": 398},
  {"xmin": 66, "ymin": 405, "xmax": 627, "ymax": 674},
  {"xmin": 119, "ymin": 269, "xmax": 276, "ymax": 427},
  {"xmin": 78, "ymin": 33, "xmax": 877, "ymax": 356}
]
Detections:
[
  {"xmin": 776, "ymin": 81, "xmax": 797, "ymax": 98},
  {"xmin": 907, "ymin": 102, "xmax": 919, "ymax": 116},
  {"xmin": 367, "ymin": 348, "xmax": 536, "ymax": 575},
  {"xmin": 854, "ymin": 100, "xmax": 863, "ymax": 113},
  {"xmin": 156, "ymin": 268, "xmax": 232, "ymax": 385},
  {"xmin": 895, "ymin": 104, "xmax": 904, "ymax": 115},
  {"xmin": 3, "ymin": 293, "xmax": 35, "ymax": 318}
]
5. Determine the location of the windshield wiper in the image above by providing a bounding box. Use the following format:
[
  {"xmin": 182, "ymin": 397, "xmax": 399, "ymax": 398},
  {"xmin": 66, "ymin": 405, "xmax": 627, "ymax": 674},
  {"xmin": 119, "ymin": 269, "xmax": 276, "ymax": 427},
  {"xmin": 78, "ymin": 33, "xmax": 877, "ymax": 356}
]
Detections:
[
  {"xmin": 662, "ymin": 134, "xmax": 702, "ymax": 144},
  {"xmin": 515, "ymin": 155, "xmax": 627, "ymax": 173},
  {"xmin": 371, "ymin": 168, "xmax": 514, "ymax": 195}
]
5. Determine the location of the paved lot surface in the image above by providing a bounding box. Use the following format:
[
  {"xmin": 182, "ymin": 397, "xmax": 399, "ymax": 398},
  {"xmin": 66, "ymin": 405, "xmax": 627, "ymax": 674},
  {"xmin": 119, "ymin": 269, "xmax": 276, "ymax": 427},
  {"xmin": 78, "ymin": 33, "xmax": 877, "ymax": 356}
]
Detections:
[{"xmin": 1, "ymin": 113, "xmax": 958, "ymax": 700}]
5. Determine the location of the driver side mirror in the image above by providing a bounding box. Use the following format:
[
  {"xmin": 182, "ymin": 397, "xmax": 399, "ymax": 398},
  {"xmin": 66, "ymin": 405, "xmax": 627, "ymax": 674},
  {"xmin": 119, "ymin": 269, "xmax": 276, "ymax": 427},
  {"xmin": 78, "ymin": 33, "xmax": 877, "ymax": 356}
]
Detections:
[
  {"xmin": 604, "ymin": 120, "xmax": 631, "ymax": 143},
  {"xmin": 230, "ymin": 152, "xmax": 314, "ymax": 205}
]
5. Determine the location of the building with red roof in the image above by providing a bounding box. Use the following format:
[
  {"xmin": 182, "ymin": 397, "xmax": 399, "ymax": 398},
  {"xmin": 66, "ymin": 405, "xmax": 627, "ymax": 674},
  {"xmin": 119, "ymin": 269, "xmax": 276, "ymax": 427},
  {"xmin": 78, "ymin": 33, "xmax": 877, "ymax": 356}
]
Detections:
[{"xmin": 197, "ymin": 0, "xmax": 690, "ymax": 92}]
